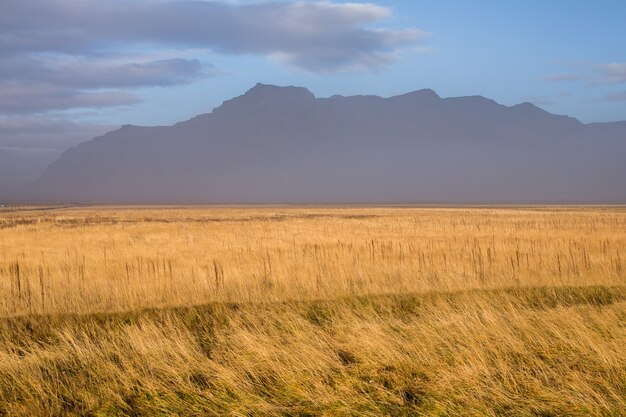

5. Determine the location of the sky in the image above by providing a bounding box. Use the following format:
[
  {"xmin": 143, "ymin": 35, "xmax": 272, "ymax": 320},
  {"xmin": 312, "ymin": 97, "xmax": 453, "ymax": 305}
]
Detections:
[{"xmin": 1, "ymin": 0, "xmax": 626, "ymax": 154}]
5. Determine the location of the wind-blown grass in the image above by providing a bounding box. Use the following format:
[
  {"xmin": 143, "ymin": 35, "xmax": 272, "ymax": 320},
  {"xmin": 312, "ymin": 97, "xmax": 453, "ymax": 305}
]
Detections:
[{"xmin": 0, "ymin": 206, "xmax": 624, "ymax": 415}]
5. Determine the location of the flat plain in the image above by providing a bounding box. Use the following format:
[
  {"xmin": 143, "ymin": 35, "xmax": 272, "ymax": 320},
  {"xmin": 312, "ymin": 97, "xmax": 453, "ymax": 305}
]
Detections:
[{"xmin": 0, "ymin": 206, "xmax": 625, "ymax": 416}]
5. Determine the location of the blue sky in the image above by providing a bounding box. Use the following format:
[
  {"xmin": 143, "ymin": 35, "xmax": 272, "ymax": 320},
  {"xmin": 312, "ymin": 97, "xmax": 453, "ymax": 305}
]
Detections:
[{"xmin": 1, "ymin": 0, "xmax": 626, "ymax": 151}]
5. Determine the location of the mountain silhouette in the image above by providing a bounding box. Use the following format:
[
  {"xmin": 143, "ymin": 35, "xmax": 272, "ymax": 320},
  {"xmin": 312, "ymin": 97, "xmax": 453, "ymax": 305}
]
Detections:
[{"xmin": 21, "ymin": 83, "xmax": 626, "ymax": 203}]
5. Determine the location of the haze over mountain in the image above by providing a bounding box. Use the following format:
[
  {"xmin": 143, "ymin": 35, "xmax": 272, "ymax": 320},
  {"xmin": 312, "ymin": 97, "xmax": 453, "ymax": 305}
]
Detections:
[
  {"xmin": 17, "ymin": 83, "xmax": 626, "ymax": 203},
  {"xmin": 0, "ymin": 148, "xmax": 59, "ymax": 197}
]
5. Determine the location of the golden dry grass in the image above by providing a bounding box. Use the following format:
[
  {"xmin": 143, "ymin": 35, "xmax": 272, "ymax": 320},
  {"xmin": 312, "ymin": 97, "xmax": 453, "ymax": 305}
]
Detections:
[{"xmin": 0, "ymin": 206, "xmax": 624, "ymax": 416}]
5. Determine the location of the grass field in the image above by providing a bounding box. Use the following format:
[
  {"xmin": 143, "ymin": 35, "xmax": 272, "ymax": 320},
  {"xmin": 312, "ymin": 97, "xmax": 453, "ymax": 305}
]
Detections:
[{"xmin": 0, "ymin": 206, "xmax": 625, "ymax": 416}]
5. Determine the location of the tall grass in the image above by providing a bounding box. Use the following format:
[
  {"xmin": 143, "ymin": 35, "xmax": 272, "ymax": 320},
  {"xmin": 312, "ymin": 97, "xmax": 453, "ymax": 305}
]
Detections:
[
  {"xmin": 0, "ymin": 206, "xmax": 624, "ymax": 416},
  {"xmin": 0, "ymin": 207, "xmax": 624, "ymax": 316}
]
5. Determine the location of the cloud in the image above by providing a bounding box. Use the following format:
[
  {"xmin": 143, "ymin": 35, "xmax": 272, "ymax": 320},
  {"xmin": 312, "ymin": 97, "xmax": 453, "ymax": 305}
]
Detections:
[
  {"xmin": 0, "ymin": 82, "xmax": 140, "ymax": 114},
  {"xmin": 0, "ymin": 1, "xmax": 425, "ymax": 72},
  {"xmin": 0, "ymin": 55, "xmax": 209, "ymax": 90},
  {"xmin": 0, "ymin": 116, "xmax": 116, "ymax": 149},
  {"xmin": 606, "ymin": 91, "xmax": 626, "ymax": 101},
  {"xmin": 0, "ymin": 1, "xmax": 426, "ymax": 115},
  {"xmin": 541, "ymin": 74, "xmax": 580, "ymax": 82},
  {"xmin": 0, "ymin": 54, "xmax": 209, "ymax": 113},
  {"xmin": 596, "ymin": 63, "xmax": 626, "ymax": 84}
]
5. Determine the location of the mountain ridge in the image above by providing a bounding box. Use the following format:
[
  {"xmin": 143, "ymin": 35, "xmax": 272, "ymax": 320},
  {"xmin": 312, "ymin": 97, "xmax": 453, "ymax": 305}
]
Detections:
[{"xmin": 17, "ymin": 83, "xmax": 626, "ymax": 203}]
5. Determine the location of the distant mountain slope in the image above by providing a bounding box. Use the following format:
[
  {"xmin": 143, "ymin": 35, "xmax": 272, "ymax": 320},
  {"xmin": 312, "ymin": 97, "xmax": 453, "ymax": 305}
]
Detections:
[
  {"xmin": 0, "ymin": 148, "xmax": 60, "ymax": 201},
  {"xmin": 22, "ymin": 83, "xmax": 626, "ymax": 203}
]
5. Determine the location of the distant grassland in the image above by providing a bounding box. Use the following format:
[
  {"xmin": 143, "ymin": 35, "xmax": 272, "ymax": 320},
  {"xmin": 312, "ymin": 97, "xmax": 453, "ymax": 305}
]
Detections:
[{"xmin": 0, "ymin": 206, "xmax": 624, "ymax": 416}]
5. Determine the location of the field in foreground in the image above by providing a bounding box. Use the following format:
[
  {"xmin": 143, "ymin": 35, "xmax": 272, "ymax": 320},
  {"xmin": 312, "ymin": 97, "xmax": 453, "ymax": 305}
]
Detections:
[{"xmin": 0, "ymin": 206, "xmax": 624, "ymax": 416}]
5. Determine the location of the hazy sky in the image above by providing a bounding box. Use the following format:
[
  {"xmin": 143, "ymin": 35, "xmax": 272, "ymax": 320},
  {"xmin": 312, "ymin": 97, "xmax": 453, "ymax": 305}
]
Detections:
[{"xmin": 1, "ymin": 0, "xmax": 626, "ymax": 153}]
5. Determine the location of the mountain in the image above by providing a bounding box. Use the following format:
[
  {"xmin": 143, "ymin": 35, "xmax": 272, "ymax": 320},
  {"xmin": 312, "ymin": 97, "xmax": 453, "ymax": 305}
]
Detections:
[
  {"xmin": 20, "ymin": 83, "xmax": 626, "ymax": 203},
  {"xmin": 0, "ymin": 148, "xmax": 61, "ymax": 200}
]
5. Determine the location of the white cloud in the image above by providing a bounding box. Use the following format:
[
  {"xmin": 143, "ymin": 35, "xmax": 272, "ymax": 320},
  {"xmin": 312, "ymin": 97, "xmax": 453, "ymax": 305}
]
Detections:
[
  {"xmin": 541, "ymin": 74, "xmax": 581, "ymax": 82},
  {"xmin": 0, "ymin": 1, "xmax": 427, "ymax": 114},
  {"xmin": 597, "ymin": 63, "xmax": 626, "ymax": 84},
  {"xmin": 0, "ymin": 116, "xmax": 116, "ymax": 149},
  {"xmin": 0, "ymin": 0, "xmax": 425, "ymax": 72}
]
